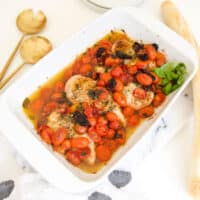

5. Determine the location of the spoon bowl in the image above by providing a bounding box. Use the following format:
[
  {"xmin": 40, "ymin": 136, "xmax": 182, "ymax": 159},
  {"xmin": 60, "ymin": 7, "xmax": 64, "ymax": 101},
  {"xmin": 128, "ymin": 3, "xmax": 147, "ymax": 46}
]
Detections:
[
  {"xmin": 16, "ymin": 9, "xmax": 46, "ymax": 34},
  {"xmin": 20, "ymin": 36, "xmax": 52, "ymax": 64},
  {"xmin": 0, "ymin": 36, "xmax": 52, "ymax": 90}
]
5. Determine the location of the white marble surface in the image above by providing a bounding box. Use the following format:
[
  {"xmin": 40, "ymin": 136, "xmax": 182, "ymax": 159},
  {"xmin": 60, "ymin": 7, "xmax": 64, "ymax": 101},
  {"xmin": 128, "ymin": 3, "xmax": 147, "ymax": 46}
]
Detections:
[{"xmin": 0, "ymin": 0, "xmax": 200, "ymax": 199}]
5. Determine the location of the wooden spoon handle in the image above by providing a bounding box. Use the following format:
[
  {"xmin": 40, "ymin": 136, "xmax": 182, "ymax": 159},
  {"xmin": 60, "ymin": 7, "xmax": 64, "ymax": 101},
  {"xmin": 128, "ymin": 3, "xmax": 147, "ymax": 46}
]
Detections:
[
  {"xmin": 0, "ymin": 34, "xmax": 25, "ymax": 82},
  {"xmin": 161, "ymin": 1, "xmax": 200, "ymax": 198},
  {"xmin": 0, "ymin": 62, "xmax": 26, "ymax": 90}
]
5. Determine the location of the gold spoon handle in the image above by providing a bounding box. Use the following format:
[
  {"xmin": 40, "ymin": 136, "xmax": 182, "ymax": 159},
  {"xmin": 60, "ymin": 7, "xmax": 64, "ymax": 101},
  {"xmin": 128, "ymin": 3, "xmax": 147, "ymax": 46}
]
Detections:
[
  {"xmin": 0, "ymin": 34, "xmax": 26, "ymax": 82},
  {"xmin": 161, "ymin": 1, "xmax": 200, "ymax": 199},
  {"xmin": 0, "ymin": 62, "xmax": 26, "ymax": 90}
]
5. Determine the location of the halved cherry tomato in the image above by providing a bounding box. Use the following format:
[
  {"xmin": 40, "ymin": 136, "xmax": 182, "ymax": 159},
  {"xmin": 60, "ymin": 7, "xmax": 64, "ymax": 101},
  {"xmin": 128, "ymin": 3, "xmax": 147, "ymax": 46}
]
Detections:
[
  {"xmin": 111, "ymin": 66, "xmax": 123, "ymax": 78},
  {"xmin": 98, "ymin": 40, "xmax": 112, "ymax": 49},
  {"xmin": 43, "ymin": 102, "xmax": 58, "ymax": 115},
  {"xmin": 103, "ymin": 139, "xmax": 118, "ymax": 152},
  {"xmin": 51, "ymin": 92, "xmax": 63, "ymax": 101},
  {"xmin": 54, "ymin": 139, "xmax": 71, "ymax": 154},
  {"xmin": 96, "ymin": 123, "xmax": 108, "ymax": 136},
  {"xmin": 88, "ymin": 117, "xmax": 97, "ymax": 127},
  {"xmin": 40, "ymin": 127, "xmax": 54, "ymax": 144},
  {"xmin": 144, "ymin": 44, "xmax": 157, "ymax": 60},
  {"xmin": 40, "ymin": 88, "xmax": 52, "ymax": 99},
  {"xmin": 81, "ymin": 55, "xmax": 91, "ymax": 64},
  {"xmin": 97, "ymin": 116, "xmax": 108, "ymax": 125},
  {"xmin": 123, "ymin": 106, "xmax": 134, "ymax": 118},
  {"xmin": 100, "ymin": 73, "xmax": 112, "ymax": 83},
  {"xmin": 61, "ymin": 139, "xmax": 71, "ymax": 152},
  {"xmin": 66, "ymin": 150, "xmax": 81, "ymax": 165},
  {"xmin": 128, "ymin": 65, "xmax": 137, "ymax": 75},
  {"xmin": 55, "ymin": 81, "xmax": 64, "ymax": 92},
  {"xmin": 136, "ymin": 73, "xmax": 153, "ymax": 86},
  {"xmin": 105, "ymin": 129, "xmax": 115, "ymax": 139},
  {"xmin": 109, "ymin": 120, "xmax": 122, "ymax": 130},
  {"xmin": 79, "ymin": 147, "xmax": 91, "ymax": 161},
  {"xmin": 106, "ymin": 112, "xmax": 118, "ymax": 122},
  {"xmin": 75, "ymin": 124, "xmax": 88, "ymax": 134},
  {"xmin": 96, "ymin": 145, "xmax": 111, "ymax": 161},
  {"xmin": 114, "ymin": 79, "xmax": 124, "ymax": 92},
  {"xmin": 114, "ymin": 128, "xmax": 126, "ymax": 145},
  {"xmin": 153, "ymin": 90, "xmax": 166, "ymax": 107},
  {"xmin": 71, "ymin": 137, "xmax": 89, "ymax": 149},
  {"xmin": 96, "ymin": 79, "xmax": 106, "ymax": 87},
  {"xmin": 127, "ymin": 115, "xmax": 139, "ymax": 127},
  {"xmin": 84, "ymin": 105, "xmax": 94, "ymax": 118},
  {"xmin": 135, "ymin": 61, "xmax": 148, "ymax": 69},
  {"xmin": 120, "ymin": 72, "xmax": 133, "ymax": 85},
  {"xmin": 30, "ymin": 99, "xmax": 44, "ymax": 113},
  {"xmin": 133, "ymin": 88, "xmax": 146, "ymax": 99},
  {"xmin": 52, "ymin": 127, "xmax": 67, "ymax": 146},
  {"xmin": 88, "ymin": 129, "xmax": 102, "ymax": 144},
  {"xmin": 79, "ymin": 63, "xmax": 92, "ymax": 74},
  {"xmin": 138, "ymin": 106, "xmax": 154, "ymax": 118},
  {"xmin": 156, "ymin": 52, "xmax": 166, "ymax": 66},
  {"xmin": 113, "ymin": 92, "xmax": 127, "ymax": 107},
  {"xmin": 105, "ymin": 57, "xmax": 121, "ymax": 66}
]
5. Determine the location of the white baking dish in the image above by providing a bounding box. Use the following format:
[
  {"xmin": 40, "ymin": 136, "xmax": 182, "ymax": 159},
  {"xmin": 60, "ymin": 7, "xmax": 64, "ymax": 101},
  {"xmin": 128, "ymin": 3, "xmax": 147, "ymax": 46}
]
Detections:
[{"xmin": 0, "ymin": 7, "xmax": 198, "ymax": 193}]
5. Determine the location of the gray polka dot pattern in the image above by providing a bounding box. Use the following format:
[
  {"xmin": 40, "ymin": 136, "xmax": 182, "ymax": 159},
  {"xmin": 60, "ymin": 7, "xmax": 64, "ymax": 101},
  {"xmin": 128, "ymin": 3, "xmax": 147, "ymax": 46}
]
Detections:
[
  {"xmin": 108, "ymin": 170, "xmax": 132, "ymax": 188},
  {"xmin": 88, "ymin": 191, "xmax": 112, "ymax": 200},
  {"xmin": 0, "ymin": 180, "xmax": 14, "ymax": 200}
]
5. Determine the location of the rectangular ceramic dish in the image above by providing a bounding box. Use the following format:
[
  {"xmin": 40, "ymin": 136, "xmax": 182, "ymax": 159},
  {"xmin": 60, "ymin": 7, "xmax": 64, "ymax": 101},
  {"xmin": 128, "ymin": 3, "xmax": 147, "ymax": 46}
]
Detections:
[{"xmin": 0, "ymin": 7, "xmax": 197, "ymax": 193}]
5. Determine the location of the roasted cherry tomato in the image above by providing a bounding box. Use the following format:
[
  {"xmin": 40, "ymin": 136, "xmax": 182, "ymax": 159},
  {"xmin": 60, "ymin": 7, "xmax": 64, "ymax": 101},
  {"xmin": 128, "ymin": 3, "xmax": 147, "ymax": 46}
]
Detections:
[
  {"xmin": 138, "ymin": 106, "xmax": 154, "ymax": 118},
  {"xmin": 113, "ymin": 92, "xmax": 127, "ymax": 107},
  {"xmin": 96, "ymin": 145, "xmax": 112, "ymax": 161},
  {"xmin": 79, "ymin": 147, "xmax": 91, "ymax": 161},
  {"xmin": 75, "ymin": 124, "xmax": 88, "ymax": 134},
  {"xmin": 133, "ymin": 88, "xmax": 146, "ymax": 99},
  {"xmin": 66, "ymin": 150, "xmax": 81, "ymax": 165},
  {"xmin": 111, "ymin": 66, "xmax": 123, "ymax": 78},
  {"xmin": 144, "ymin": 44, "xmax": 157, "ymax": 60},
  {"xmin": 52, "ymin": 127, "xmax": 67, "ymax": 146},
  {"xmin": 136, "ymin": 73, "xmax": 153, "ymax": 86},
  {"xmin": 123, "ymin": 106, "xmax": 134, "ymax": 118},
  {"xmin": 106, "ymin": 112, "xmax": 118, "ymax": 122},
  {"xmin": 127, "ymin": 115, "xmax": 139, "ymax": 127},
  {"xmin": 71, "ymin": 137, "xmax": 89, "ymax": 149}
]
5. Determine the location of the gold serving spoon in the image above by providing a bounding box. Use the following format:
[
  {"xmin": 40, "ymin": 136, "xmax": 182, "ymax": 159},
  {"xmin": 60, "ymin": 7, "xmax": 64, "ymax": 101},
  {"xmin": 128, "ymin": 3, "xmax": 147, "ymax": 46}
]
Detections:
[
  {"xmin": 0, "ymin": 36, "xmax": 52, "ymax": 90},
  {"xmin": 0, "ymin": 9, "xmax": 46, "ymax": 82}
]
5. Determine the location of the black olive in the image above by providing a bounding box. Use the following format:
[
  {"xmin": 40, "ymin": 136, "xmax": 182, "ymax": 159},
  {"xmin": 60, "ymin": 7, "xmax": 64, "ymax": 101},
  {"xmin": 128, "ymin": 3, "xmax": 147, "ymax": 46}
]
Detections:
[
  {"xmin": 142, "ymin": 85, "xmax": 152, "ymax": 91},
  {"xmin": 95, "ymin": 73, "xmax": 100, "ymax": 80},
  {"xmin": 138, "ymin": 53, "xmax": 148, "ymax": 61},
  {"xmin": 133, "ymin": 42, "xmax": 144, "ymax": 52},
  {"xmin": 73, "ymin": 111, "xmax": 90, "ymax": 126},
  {"xmin": 96, "ymin": 47, "xmax": 106, "ymax": 58},
  {"xmin": 115, "ymin": 51, "xmax": 132, "ymax": 59},
  {"xmin": 113, "ymin": 132, "xmax": 122, "ymax": 139},
  {"xmin": 88, "ymin": 90, "xmax": 97, "ymax": 100},
  {"xmin": 152, "ymin": 43, "xmax": 159, "ymax": 51},
  {"xmin": 107, "ymin": 78, "xmax": 116, "ymax": 91}
]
